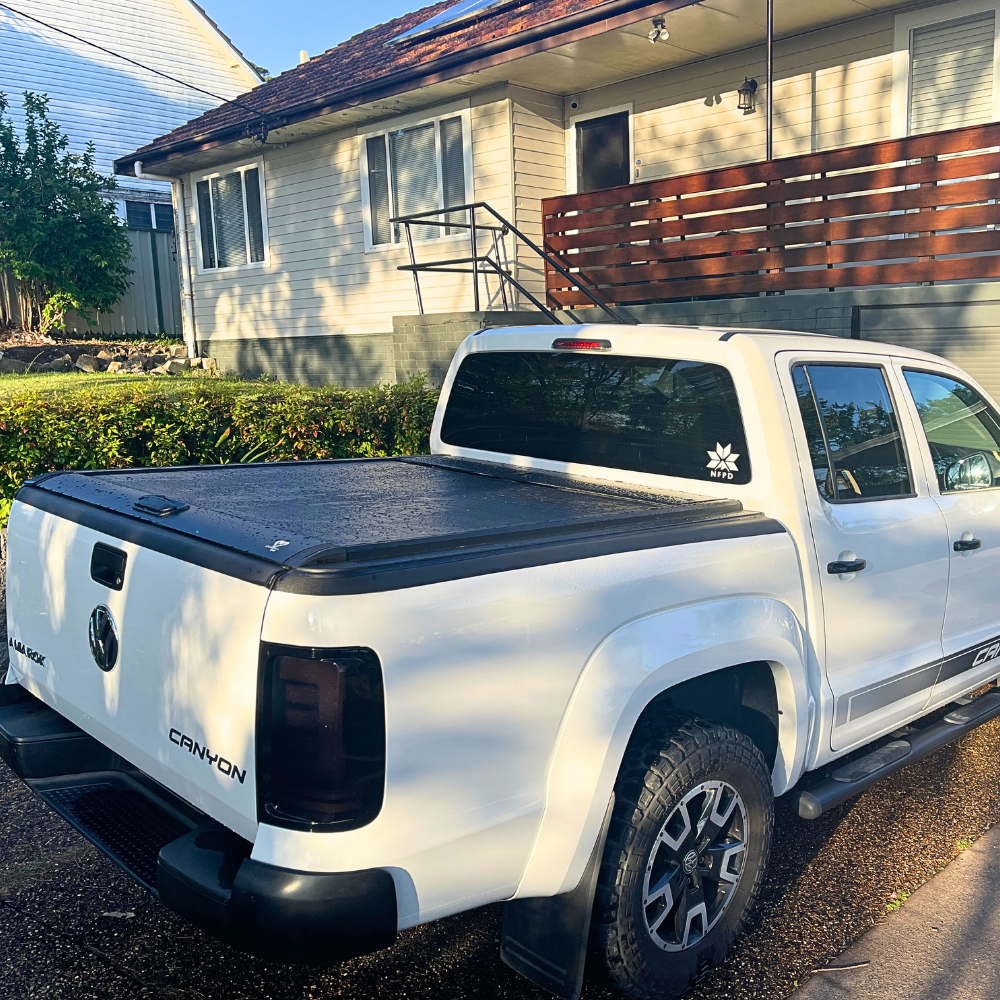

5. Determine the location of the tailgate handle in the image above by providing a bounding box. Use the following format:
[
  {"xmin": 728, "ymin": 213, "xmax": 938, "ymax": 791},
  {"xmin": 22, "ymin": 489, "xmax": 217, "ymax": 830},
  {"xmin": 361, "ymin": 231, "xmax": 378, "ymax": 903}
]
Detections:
[
  {"xmin": 91, "ymin": 543, "xmax": 127, "ymax": 591},
  {"xmin": 133, "ymin": 494, "xmax": 190, "ymax": 516}
]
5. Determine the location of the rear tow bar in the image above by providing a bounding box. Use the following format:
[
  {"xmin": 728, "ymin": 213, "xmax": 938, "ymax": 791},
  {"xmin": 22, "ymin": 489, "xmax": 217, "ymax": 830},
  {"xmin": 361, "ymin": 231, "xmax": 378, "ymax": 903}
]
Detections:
[{"xmin": 796, "ymin": 688, "xmax": 1000, "ymax": 820}]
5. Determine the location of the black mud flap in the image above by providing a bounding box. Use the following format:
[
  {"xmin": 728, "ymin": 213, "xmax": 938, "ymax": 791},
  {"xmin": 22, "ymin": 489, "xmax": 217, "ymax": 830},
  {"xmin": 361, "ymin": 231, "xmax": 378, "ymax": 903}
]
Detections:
[{"xmin": 500, "ymin": 794, "xmax": 614, "ymax": 1000}]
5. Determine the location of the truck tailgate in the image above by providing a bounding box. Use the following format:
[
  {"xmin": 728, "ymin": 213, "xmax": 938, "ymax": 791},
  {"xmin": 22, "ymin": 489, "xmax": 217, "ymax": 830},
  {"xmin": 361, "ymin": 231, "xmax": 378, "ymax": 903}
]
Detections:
[{"xmin": 5, "ymin": 503, "xmax": 265, "ymax": 841}]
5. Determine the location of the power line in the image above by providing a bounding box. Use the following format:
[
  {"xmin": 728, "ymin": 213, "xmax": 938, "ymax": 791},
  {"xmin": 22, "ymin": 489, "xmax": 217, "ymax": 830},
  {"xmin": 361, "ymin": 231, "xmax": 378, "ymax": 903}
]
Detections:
[{"xmin": 0, "ymin": 1, "xmax": 267, "ymax": 135}]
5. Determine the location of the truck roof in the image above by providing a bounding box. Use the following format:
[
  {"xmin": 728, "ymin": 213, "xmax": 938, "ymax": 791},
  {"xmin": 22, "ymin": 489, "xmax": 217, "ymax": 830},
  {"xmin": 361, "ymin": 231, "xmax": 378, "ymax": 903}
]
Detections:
[{"xmin": 466, "ymin": 323, "xmax": 954, "ymax": 369}]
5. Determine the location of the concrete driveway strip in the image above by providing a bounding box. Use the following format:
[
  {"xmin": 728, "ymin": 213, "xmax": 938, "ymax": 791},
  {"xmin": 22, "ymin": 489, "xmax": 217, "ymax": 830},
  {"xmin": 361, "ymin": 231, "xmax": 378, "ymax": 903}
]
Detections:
[{"xmin": 793, "ymin": 822, "xmax": 1000, "ymax": 1000}]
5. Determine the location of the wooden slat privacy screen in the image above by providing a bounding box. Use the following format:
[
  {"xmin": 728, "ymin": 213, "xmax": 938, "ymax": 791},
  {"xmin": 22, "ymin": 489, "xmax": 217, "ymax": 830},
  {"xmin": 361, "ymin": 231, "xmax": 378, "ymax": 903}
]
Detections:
[{"xmin": 541, "ymin": 122, "xmax": 1000, "ymax": 308}]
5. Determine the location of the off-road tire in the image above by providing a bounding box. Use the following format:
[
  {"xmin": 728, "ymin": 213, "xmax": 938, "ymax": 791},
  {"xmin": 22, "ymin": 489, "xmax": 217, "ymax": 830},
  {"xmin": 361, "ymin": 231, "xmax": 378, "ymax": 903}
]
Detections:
[{"xmin": 593, "ymin": 715, "xmax": 773, "ymax": 999}]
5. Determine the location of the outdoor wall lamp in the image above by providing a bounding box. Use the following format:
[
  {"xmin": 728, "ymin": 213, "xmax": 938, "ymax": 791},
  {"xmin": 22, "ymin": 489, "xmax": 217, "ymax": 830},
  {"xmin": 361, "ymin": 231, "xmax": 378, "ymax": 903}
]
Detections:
[
  {"xmin": 737, "ymin": 77, "xmax": 758, "ymax": 114},
  {"xmin": 648, "ymin": 17, "xmax": 669, "ymax": 43}
]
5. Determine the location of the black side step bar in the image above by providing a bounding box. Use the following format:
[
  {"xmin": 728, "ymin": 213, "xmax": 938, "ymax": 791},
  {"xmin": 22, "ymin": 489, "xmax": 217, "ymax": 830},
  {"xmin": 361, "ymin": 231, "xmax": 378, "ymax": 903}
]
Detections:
[{"xmin": 797, "ymin": 689, "xmax": 1000, "ymax": 820}]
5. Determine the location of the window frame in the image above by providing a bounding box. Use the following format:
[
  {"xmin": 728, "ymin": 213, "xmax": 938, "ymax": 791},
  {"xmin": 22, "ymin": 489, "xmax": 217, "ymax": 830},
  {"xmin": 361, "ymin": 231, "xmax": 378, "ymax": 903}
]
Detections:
[
  {"xmin": 900, "ymin": 364, "xmax": 1000, "ymax": 494},
  {"xmin": 358, "ymin": 105, "xmax": 474, "ymax": 254},
  {"xmin": 791, "ymin": 360, "xmax": 918, "ymax": 505},
  {"xmin": 191, "ymin": 157, "xmax": 269, "ymax": 274},
  {"xmin": 890, "ymin": 0, "xmax": 1000, "ymax": 138}
]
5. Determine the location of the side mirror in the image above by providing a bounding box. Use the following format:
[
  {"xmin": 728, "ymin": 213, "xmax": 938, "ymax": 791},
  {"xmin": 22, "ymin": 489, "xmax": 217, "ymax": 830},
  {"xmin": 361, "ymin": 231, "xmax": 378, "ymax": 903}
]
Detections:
[{"xmin": 945, "ymin": 452, "xmax": 992, "ymax": 491}]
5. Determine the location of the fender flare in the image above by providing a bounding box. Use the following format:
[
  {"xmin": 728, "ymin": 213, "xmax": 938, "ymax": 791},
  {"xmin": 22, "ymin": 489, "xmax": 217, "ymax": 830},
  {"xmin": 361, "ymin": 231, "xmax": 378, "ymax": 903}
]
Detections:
[{"xmin": 513, "ymin": 596, "xmax": 810, "ymax": 899}]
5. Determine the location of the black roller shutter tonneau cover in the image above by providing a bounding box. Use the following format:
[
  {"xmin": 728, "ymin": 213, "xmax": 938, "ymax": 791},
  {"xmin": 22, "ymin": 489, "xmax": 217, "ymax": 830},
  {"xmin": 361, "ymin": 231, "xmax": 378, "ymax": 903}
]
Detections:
[{"xmin": 16, "ymin": 456, "xmax": 783, "ymax": 595}]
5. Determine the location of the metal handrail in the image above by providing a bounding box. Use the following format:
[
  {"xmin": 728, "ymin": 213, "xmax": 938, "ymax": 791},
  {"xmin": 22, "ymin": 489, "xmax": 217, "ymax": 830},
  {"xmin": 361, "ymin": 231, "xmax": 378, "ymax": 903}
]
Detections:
[{"xmin": 389, "ymin": 202, "xmax": 635, "ymax": 325}]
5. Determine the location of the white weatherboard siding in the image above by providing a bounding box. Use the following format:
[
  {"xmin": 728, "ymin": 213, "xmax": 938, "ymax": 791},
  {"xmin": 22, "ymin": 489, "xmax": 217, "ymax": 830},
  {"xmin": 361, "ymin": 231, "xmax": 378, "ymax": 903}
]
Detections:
[
  {"xmin": 472, "ymin": 94, "xmax": 514, "ymax": 304},
  {"xmin": 569, "ymin": 10, "xmax": 896, "ymax": 182},
  {"xmin": 185, "ymin": 91, "xmax": 514, "ymax": 343},
  {"xmin": 510, "ymin": 87, "xmax": 564, "ymax": 303},
  {"xmin": 0, "ymin": 0, "xmax": 258, "ymax": 197}
]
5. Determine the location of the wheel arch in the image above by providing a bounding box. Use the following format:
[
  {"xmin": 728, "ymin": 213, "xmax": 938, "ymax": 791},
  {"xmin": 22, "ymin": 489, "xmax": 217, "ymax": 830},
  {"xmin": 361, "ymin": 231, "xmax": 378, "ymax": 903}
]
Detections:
[{"xmin": 512, "ymin": 596, "xmax": 810, "ymax": 899}]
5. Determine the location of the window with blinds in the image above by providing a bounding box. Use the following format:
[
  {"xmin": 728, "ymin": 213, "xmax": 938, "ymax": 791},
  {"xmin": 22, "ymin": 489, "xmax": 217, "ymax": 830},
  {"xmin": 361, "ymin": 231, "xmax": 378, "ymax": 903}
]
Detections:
[
  {"xmin": 909, "ymin": 11, "xmax": 996, "ymax": 135},
  {"xmin": 365, "ymin": 114, "xmax": 468, "ymax": 246},
  {"xmin": 195, "ymin": 165, "xmax": 267, "ymax": 270}
]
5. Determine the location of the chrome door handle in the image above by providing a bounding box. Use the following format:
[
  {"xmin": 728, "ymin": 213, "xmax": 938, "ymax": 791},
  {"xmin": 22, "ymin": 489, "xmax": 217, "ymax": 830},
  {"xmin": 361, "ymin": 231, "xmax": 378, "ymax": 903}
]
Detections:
[
  {"xmin": 954, "ymin": 537, "xmax": 982, "ymax": 552},
  {"xmin": 828, "ymin": 558, "xmax": 867, "ymax": 574}
]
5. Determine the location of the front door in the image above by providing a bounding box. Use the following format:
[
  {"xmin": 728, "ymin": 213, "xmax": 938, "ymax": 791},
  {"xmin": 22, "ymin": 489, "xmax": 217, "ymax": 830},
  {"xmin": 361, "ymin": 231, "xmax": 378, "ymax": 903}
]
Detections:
[
  {"xmin": 898, "ymin": 366, "xmax": 1000, "ymax": 703},
  {"xmin": 787, "ymin": 359, "xmax": 951, "ymax": 751},
  {"xmin": 576, "ymin": 111, "xmax": 629, "ymax": 193}
]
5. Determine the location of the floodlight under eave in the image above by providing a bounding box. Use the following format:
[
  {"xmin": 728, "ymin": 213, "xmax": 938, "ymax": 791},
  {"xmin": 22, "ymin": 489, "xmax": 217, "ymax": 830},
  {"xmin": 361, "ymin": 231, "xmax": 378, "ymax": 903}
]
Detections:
[{"xmin": 387, "ymin": 0, "xmax": 522, "ymax": 45}]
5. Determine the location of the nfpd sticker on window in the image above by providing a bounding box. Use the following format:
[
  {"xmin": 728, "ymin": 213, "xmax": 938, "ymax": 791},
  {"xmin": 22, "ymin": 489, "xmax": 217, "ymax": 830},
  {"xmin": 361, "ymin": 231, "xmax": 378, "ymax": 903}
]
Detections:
[{"xmin": 707, "ymin": 443, "xmax": 740, "ymax": 479}]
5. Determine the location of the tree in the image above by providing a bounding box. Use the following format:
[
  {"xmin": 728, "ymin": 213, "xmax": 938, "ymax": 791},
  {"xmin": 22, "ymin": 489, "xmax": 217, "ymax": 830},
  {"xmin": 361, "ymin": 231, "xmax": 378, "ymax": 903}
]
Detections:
[{"xmin": 0, "ymin": 92, "xmax": 133, "ymax": 333}]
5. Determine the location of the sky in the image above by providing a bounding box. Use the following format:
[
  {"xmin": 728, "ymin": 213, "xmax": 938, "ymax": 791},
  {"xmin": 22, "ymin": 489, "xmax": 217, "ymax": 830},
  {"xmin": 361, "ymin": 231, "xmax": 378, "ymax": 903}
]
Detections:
[{"xmin": 200, "ymin": 1, "xmax": 427, "ymax": 78}]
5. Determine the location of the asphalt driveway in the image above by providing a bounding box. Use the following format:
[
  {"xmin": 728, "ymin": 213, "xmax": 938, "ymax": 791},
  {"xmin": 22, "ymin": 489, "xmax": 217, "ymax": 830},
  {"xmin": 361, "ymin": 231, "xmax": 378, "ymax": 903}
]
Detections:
[{"xmin": 3, "ymin": 710, "xmax": 1000, "ymax": 1000}]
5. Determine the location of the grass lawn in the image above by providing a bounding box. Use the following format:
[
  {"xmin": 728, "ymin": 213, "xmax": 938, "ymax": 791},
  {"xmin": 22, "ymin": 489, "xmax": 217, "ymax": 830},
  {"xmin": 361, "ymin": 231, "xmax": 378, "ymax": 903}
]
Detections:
[{"xmin": 0, "ymin": 370, "xmax": 209, "ymax": 399}]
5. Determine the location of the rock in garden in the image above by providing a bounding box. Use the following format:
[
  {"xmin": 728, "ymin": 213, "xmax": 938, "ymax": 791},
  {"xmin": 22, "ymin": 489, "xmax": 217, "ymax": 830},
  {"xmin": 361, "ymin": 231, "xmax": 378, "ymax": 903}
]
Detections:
[
  {"xmin": 39, "ymin": 355, "xmax": 74, "ymax": 373},
  {"xmin": 164, "ymin": 359, "xmax": 189, "ymax": 374},
  {"xmin": 169, "ymin": 344, "xmax": 187, "ymax": 358},
  {"xmin": 0, "ymin": 356, "xmax": 29, "ymax": 374},
  {"xmin": 75, "ymin": 354, "xmax": 101, "ymax": 372},
  {"xmin": 106, "ymin": 361, "xmax": 123, "ymax": 373}
]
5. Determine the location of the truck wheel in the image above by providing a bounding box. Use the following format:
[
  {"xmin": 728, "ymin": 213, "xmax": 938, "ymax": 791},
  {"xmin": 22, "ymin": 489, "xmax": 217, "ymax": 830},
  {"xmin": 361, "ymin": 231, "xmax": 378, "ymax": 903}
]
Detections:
[{"xmin": 594, "ymin": 716, "xmax": 773, "ymax": 1000}]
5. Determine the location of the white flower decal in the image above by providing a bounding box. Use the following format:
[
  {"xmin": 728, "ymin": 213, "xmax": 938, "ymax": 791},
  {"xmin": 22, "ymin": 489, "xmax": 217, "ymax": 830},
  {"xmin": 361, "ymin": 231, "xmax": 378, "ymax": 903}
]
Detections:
[{"xmin": 707, "ymin": 443, "xmax": 740, "ymax": 473}]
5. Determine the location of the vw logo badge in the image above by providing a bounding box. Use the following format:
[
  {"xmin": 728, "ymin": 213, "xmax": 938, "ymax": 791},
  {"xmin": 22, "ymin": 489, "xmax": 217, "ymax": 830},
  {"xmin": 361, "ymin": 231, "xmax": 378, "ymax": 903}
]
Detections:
[{"xmin": 88, "ymin": 606, "xmax": 119, "ymax": 672}]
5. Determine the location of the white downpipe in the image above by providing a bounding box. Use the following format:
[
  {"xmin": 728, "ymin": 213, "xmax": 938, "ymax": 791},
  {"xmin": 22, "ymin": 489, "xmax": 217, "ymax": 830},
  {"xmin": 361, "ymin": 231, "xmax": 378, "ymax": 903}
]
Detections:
[{"xmin": 135, "ymin": 161, "xmax": 197, "ymax": 359}]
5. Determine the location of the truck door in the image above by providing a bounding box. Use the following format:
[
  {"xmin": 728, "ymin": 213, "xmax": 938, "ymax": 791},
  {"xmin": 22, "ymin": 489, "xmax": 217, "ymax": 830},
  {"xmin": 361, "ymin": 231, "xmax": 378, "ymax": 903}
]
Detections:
[
  {"xmin": 786, "ymin": 359, "xmax": 951, "ymax": 752},
  {"xmin": 897, "ymin": 366, "xmax": 1000, "ymax": 703}
]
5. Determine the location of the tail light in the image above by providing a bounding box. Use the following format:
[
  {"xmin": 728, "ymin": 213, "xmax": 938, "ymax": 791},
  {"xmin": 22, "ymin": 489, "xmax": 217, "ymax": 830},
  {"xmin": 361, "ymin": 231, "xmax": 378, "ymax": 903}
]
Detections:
[{"xmin": 257, "ymin": 645, "xmax": 385, "ymax": 831}]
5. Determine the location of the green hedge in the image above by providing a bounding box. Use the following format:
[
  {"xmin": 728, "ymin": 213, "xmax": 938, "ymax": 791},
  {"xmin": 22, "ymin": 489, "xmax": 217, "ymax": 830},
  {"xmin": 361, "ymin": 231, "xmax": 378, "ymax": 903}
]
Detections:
[{"xmin": 0, "ymin": 376, "xmax": 439, "ymax": 525}]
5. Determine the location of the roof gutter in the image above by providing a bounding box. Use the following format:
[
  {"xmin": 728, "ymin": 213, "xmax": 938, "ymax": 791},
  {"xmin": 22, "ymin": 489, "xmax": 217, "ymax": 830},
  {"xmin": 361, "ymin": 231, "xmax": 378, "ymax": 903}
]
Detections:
[{"xmin": 116, "ymin": 0, "xmax": 698, "ymax": 174}]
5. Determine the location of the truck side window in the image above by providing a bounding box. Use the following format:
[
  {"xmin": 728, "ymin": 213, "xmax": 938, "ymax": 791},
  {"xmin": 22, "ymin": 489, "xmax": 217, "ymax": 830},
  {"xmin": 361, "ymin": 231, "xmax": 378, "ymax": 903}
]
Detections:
[
  {"xmin": 792, "ymin": 364, "xmax": 912, "ymax": 501},
  {"xmin": 903, "ymin": 370, "xmax": 1000, "ymax": 492}
]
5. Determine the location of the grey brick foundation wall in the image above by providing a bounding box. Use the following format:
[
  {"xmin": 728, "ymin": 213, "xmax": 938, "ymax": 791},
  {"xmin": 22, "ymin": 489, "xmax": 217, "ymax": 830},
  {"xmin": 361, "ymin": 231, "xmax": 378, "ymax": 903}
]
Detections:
[{"xmin": 200, "ymin": 333, "xmax": 395, "ymax": 388}]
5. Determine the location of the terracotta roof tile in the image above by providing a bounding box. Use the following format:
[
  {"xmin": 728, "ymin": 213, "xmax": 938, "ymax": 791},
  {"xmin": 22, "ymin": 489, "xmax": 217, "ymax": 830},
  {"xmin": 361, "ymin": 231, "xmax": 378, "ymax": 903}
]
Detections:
[{"xmin": 123, "ymin": 0, "xmax": 615, "ymax": 163}]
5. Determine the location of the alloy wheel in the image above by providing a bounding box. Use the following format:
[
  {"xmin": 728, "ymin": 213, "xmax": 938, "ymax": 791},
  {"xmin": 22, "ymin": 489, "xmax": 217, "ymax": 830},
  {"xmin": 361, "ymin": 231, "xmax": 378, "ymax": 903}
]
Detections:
[{"xmin": 641, "ymin": 780, "xmax": 748, "ymax": 951}]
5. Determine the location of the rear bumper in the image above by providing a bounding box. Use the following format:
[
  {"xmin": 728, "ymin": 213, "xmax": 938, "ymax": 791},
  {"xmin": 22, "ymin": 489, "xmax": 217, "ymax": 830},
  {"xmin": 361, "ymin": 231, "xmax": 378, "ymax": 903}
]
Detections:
[{"xmin": 0, "ymin": 685, "xmax": 397, "ymax": 962}]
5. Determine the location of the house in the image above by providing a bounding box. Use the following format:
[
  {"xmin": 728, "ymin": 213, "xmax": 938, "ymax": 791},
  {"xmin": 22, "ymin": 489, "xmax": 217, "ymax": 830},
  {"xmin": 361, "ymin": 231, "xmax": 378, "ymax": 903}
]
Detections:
[
  {"xmin": 117, "ymin": 0, "xmax": 1000, "ymax": 399},
  {"xmin": 0, "ymin": 0, "xmax": 260, "ymax": 336}
]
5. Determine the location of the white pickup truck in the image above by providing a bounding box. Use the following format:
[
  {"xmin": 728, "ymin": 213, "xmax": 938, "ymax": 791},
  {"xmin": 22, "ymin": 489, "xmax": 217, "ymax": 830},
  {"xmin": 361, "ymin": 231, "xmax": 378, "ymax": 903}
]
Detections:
[{"xmin": 4, "ymin": 325, "xmax": 1000, "ymax": 1000}]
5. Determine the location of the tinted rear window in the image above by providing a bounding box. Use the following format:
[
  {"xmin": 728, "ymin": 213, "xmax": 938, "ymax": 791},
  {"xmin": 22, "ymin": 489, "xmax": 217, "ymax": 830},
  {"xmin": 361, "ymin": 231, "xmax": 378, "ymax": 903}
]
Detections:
[{"xmin": 440, "ymin": 351, "xmax": 750, "ymax": 484}]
